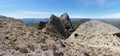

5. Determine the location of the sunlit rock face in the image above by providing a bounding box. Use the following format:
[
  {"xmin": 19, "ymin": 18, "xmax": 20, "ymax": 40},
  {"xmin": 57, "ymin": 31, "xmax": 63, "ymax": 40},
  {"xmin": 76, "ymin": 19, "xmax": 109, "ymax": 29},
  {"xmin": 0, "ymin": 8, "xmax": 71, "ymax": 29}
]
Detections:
[{"xmin": 67, "ymin": 20, "xmax": 120, "ymax": 54}]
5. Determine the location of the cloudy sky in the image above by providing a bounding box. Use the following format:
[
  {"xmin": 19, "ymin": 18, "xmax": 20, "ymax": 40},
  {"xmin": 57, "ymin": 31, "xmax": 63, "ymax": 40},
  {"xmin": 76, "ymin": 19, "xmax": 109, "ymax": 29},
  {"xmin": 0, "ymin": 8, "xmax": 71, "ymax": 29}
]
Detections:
[{"xmin": 0, "ymin": 0, "xmax": 120, "ymax": 18}]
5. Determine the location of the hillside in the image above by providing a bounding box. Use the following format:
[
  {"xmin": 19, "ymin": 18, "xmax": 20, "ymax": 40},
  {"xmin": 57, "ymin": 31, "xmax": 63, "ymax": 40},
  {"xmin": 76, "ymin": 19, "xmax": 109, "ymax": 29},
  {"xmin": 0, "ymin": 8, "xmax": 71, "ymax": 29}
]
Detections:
[{"xmin": 0, "ymin": 16, "xmax": 66, "ymax": 56}]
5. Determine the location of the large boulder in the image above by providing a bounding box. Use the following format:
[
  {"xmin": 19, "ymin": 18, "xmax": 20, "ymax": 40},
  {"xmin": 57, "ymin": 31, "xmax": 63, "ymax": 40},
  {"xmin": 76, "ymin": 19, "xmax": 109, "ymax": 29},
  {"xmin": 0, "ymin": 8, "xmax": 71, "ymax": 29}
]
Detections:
[{"xmin": 67, "ymin": 20, "xmax": 120, "ymax": 53}]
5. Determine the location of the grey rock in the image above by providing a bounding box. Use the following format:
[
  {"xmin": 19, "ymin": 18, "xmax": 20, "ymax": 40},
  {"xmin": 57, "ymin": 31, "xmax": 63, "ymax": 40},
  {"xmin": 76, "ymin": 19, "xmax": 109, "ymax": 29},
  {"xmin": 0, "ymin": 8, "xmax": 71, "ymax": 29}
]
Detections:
[
  {"xmin": 60, "ymin": 13, "xmax": 74, "ymax": 37},
  {"xmin": 44, "ymin": 14, "xmax": 67, "ymax": 38},
  {"xmin": 42, "ymin": 13, "xmax": 74, "ymax": 38},
  {"xmin": 67, "ymin": 20, "xmax": 120, "ymax": 54}
]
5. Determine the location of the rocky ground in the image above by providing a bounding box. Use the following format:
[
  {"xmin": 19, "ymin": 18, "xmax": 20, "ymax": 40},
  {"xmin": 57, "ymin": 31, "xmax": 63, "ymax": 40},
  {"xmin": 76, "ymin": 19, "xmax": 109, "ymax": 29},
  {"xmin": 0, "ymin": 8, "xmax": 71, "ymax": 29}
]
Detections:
[{"xmin": 0, "ymin": 14, "xmax": 120, "ymax": 56}]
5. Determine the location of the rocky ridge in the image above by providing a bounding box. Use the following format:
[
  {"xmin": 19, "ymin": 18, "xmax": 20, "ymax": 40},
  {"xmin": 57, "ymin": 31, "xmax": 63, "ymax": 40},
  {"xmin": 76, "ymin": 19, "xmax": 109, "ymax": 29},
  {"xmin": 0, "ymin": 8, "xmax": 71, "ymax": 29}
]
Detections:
[
  {"xmin": 0, "ymin": 15, "xmax": 66, "ymax": 56},
  {"xmin": 0, "ymin": 15, "xmax": 120, "ymax": 56}
]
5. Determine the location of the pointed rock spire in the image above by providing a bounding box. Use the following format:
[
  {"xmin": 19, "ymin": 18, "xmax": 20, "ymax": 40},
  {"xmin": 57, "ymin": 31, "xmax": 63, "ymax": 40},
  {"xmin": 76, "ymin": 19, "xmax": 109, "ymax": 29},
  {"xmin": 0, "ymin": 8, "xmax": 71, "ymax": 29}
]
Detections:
[
  {"xmin": 60, "ymin": 13, "xmax": 74, "ymax": 36},
  {"xmin": 43, "ymin": 14, "xmax": 67, "ymax": 38},
  {"xmin": 40, "ymin": 13, "xmax": 74, "ymax": 38}
]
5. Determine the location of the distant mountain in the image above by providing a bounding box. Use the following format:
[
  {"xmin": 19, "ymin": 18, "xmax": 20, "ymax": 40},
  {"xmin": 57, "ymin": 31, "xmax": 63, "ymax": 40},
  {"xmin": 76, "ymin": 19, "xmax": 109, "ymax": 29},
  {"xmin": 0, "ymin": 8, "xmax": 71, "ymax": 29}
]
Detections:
[
  {"xmin": 70, "ymin": 18, "xmax": 91, "ymax": 23},
  {"xmin": 97, "ymin": 19, "xmax": 120, "ymax": 29},
  {"xmin": 19, "ymin": 18, "xmax": 120, "ymax": 29},
  {"xmin": 19, "ymin": 18, "xmax": 91, "ymax": 24},
  {"xmin": 20, "ymin": 18, "xmax": 48, "ymax": 24},
  {"xmin": 71, "ymin": 18, "xmax": 120, "ymax": 29}
]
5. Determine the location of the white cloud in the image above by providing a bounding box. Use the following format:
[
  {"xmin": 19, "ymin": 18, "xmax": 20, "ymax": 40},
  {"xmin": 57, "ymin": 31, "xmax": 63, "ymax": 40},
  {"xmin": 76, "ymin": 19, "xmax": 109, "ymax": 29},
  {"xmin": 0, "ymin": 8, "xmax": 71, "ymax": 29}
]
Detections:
[
  {"xmin": 2, "ymin": 11, "xmax": 120, "ymax": 19},
  {"xmin": 21, "ymin": 11, "xmax": 50, "ymax": 15},
  {"xmin": 71, "ymin": 13, "xmax": 120, "ymax": 18},
  {"xmin": 0, "ymin": 0, "xmax": 18, "ymax": 8},
  {"xmin": 0, "ymin": 11, "xmax": 63, "ymax": 18},
  {"xmin": 70, "ymin": 15, "xmax": 89, "ymax": 18},
  {"xmin": 101, "ymin": 13, "xmax": 120, "ymax": 18},
  {"xmin": 1, "ymin": 11, "xmax": 92, "ymax": 18}
]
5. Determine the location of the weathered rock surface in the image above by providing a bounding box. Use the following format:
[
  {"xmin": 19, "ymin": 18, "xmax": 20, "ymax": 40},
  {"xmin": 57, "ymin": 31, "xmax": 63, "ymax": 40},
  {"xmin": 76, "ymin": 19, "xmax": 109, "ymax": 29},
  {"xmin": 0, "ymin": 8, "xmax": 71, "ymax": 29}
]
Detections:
[
  {"xmin": 43, "ymin": 14, "xmax": 67, "ymax": 38},
  {"xmin": 0, "ymin": 15, "xmax": 66, "ymax": 56},
  {"xmin": 67, "ymin": 20, "xmax": 120, "ymax": 55},
  {"xmin": 42, "ymin": 13, "xmax": 74, "ymax": 38},
  {"xmin": 60, "ymin": 13, "xmax": 74, "ymax": 37},
  {"xmin": 1, "ymin": 15, "xmax": 120, "ymax": 56}
]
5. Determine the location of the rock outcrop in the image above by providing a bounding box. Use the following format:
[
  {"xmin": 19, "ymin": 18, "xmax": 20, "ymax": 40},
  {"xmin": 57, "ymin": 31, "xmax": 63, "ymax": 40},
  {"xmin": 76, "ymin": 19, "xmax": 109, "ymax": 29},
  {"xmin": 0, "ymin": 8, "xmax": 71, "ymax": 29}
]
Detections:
[
  {"xmin": 42, "ymin": 13, "xmax": 74, "ymax": 38},
  {"xmin": 60, "ymin": 13, "xmax": 74, "ymax": 36},
  {"xmin": 1, "ymin": 15, "xmax": 120, "ymax": 56},
  {"xmin": 43, "ymin": 14, "xmax": 67, "ymax": 38},
  {"xmin": 67, "ymin": 20, "xmax": 120, "ymax": 54},
  {"xmin": 0, "ymin": 15, "xmax": 66, "ymax": 56}
]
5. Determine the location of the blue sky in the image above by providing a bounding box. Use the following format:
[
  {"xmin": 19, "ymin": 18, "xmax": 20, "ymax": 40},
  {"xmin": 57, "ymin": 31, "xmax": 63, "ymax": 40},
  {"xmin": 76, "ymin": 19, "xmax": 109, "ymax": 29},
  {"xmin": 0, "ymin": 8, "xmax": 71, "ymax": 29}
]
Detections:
[{"xmin": 0, "ymin": 0, "xmax": 120, "ymax": 18}]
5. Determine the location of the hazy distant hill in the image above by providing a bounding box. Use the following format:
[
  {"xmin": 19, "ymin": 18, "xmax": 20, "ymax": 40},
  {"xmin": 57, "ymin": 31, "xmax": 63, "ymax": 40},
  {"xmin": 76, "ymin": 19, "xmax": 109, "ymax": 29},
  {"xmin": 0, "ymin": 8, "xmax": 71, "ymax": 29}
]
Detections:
[
  {"xmin": 98, "ymin": 19, "xmax": 120, "ymax": 29},
  {"xmin": 20, "ymin": 18, "xmax": 48, "ymax": 24},
  {"xmin": 20, "ymin": 18, "xmax": 91, "ymax": 24},
  {"xmin": 19, "ymin": 18, "xmax": 91, "ymax": 29},
  {"xmin": 71, "ymin": 18, "xmax": 120, "ymax": 29},
  {"xmin": 19, "ymin": 18, "xmax": 120, "ymax": 29}
]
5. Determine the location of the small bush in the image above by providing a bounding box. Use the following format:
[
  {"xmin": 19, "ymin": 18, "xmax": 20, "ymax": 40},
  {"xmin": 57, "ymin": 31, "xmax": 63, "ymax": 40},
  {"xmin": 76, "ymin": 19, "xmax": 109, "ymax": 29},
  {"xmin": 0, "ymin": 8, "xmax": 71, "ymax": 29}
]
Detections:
[{"xmin": 19, "ymin": 47, "xmax": 28, "ymax": 53}]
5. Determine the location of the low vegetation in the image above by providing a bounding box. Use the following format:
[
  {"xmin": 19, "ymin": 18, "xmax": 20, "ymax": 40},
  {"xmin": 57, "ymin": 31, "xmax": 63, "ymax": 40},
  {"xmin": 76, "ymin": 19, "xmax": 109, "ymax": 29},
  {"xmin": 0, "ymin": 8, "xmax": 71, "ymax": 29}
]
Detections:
[{"xmin": 26, "ymin": 22, "xmax": 39, "ymax": 29}]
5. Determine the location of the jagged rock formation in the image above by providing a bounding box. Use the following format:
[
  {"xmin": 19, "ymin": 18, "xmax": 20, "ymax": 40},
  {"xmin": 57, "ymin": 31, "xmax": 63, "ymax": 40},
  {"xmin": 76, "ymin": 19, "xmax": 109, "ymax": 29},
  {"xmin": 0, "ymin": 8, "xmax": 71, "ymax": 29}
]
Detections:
[
  {"xmin": 42, "ymin": 13, "xmax": 74, "ymax": 38},
  {"xmin": 67, "ymin": 20, "xmax": 120, "ymax": 54},
  {"xmin": 60, "ymin": 13, "xmax": 74, "ymax": 36},
  {"xmin": 43, "ymin": 14, "xmax": 67, "ymax": 38}
]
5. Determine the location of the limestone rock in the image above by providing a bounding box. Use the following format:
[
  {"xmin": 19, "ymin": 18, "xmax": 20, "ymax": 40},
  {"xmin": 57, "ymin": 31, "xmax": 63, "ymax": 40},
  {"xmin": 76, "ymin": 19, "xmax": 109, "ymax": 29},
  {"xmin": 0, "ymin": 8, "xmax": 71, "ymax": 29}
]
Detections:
[{"xmin": 67, "ymin": 20, "xmax": 120, "ymax": 53}]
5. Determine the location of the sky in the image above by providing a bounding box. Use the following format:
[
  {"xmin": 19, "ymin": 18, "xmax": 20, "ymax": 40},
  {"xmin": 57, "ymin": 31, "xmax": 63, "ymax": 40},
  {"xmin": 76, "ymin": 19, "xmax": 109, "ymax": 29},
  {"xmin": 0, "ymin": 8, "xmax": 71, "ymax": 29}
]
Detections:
[{"xmin": 0, "ymin": 0, "xmax": 120, "ymax": 19}]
